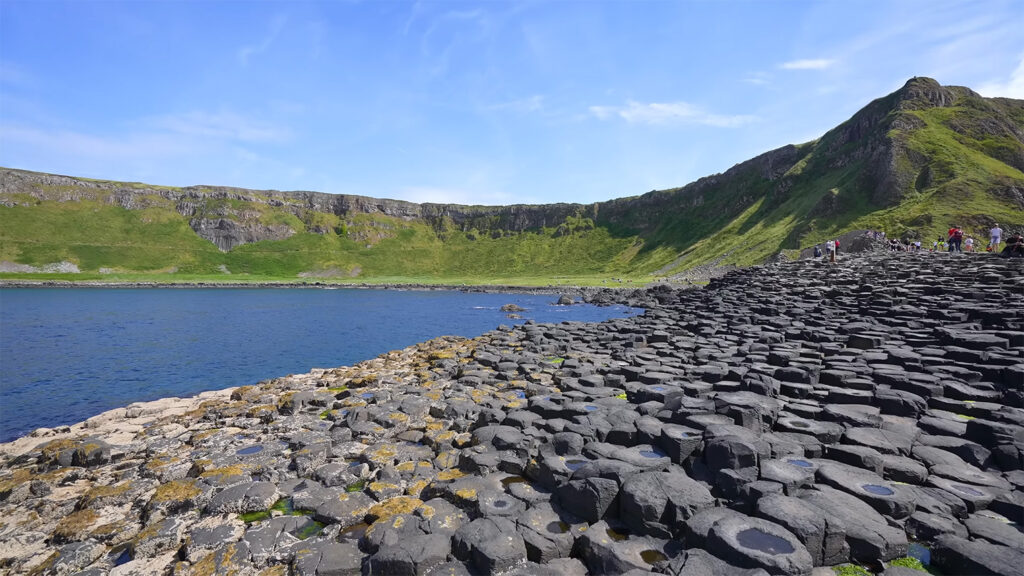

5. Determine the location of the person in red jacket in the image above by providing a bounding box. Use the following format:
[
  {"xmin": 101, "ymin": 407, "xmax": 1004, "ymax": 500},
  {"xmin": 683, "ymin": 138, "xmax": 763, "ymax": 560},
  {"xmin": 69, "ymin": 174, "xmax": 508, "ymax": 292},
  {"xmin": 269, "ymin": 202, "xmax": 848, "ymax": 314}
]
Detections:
[{"xmin": 947, "ymin": 226, "xmax": 963, "ymax": 252}]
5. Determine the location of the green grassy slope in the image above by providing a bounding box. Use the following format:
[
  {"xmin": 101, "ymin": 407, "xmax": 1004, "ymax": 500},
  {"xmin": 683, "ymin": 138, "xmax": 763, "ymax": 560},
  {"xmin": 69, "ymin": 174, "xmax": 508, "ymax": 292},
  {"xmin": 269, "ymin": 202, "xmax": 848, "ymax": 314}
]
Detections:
[
  {"xmin": 2, "ymin": 78, "xmax": 1022, "ymax": 284},
  {"xmin": 0, "ymin": 199, "xmax": 642, "ymax": 282},
  {"xmin": 604, "ymin": 78, "xmax": 1024, "ymax": 273}
]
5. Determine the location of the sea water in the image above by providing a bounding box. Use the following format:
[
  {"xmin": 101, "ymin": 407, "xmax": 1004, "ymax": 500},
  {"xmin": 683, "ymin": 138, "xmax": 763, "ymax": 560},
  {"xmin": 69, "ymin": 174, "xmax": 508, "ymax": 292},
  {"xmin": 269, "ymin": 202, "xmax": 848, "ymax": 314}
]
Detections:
[{"xmin": 0, "ymin": 288, "xmax": 639, "ymax": 442}]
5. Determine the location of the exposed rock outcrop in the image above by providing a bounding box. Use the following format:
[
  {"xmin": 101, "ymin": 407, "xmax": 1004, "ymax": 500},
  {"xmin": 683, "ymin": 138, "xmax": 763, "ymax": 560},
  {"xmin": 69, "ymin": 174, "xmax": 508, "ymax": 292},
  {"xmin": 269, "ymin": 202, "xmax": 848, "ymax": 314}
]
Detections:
[{"xmin": 2, "ymin": 251, "xmax": 1022, "ymax": 575}]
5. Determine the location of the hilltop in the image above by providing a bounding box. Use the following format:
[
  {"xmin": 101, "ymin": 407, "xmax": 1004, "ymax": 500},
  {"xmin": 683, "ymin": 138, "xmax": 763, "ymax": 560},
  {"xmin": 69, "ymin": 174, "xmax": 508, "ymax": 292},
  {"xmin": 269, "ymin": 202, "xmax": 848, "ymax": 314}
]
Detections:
[{"xmin": 1, "ymin": 77, "xmax": 1022, "ymax": 284}]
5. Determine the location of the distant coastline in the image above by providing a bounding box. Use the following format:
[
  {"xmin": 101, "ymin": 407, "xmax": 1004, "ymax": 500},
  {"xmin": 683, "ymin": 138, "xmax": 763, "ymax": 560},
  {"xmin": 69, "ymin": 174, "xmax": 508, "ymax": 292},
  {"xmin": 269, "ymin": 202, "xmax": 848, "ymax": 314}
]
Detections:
[{"xmin": 0, "ymin": 278, "xmax": 659, "ymax": 301}]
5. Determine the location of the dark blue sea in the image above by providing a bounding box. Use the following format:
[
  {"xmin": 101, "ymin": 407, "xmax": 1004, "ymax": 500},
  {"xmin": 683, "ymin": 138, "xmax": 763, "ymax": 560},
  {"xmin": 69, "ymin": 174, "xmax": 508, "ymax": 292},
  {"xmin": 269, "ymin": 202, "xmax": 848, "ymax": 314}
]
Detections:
[{"xmin": 0, "ymin": 288, "xmax": 639, "ymax": 443}]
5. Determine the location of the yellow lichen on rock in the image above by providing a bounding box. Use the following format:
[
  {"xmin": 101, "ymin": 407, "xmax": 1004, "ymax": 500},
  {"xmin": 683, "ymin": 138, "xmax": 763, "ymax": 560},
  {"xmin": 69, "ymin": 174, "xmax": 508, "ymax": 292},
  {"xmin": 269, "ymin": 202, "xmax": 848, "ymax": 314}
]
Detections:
[
  {"xmin": 246, "ymin": 405, "xmax": 276, "ymax": 418},
  {"xmin": 453, "ymin": 488, "xmax": 477, "ymax": 501},
  {"xmin": 151, "ymin": 479, "xmax": 200, "ymax": 503},
  {"xmin": 258, "ymin": 565, "xmax": 289, "ymax": 576},
  {"xmin": 53, "ymin": 508, "xmax": 99, "ymax": 540},
  {"xmin": 436, "ymin": 468, "xmax": 465, "ymax": 481},
  {"xmin": 198, "ymin": 464, "xmax": 247, "ymax": 484},
  {"xmin": 368, "ymin": 481, "xmax": 400, "ymax": 493},
  {"xmin": 366, "ymin": 496, "xmax": 423, "ymax": 523},
  {"xmin": 406, "ymin": 479, "xmax": 430, "ymax": 497},
  {"xmin": 0, "ymin": 469, "xmax": 31, "ymax": 494},
  {"xmin": 82, "ymin": 480, "xmax": 133, "ymax": 505},
  {"xmin": 366, "ymin": 446, "xmax": 397, "ymax": 464}
]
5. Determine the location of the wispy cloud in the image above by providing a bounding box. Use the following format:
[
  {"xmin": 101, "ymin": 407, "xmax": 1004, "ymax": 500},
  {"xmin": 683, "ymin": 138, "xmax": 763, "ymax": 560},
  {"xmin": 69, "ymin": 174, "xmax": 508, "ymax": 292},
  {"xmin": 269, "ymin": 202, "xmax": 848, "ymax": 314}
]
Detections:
[
  {"xmin": 589, "ymin": 101, "xmax": 756, "ymax": 128},
  {"xmin": 0, "ymin": 125, "xmax": 196, "ymax": 159},
  {"xmin": 742, "ymin": 72, "xmax": 771, "ymax": 86},
  {"xmin": 419, "ymin": 8, "xmax": 489, "ymax": 78},
  {"xmin": 238, "ymin": 15, "xmax": 288, "ymax": 66},
  {"xmin": 147, "ymin": 111, "xmax": 291, "ymax": 143},
  {"xmin": 780, "ymin": 59, "xmax": 836, "ymax": 70},
  {"xmin": 484, "ymin": 95, "xmax": 545, "ymax": 114},
  {"xmin": 0, "ymin": 60, "xmax": 32, "ymax": 87},
  {"xmin": 976, "ymin": 54, "xmax": 1024, "ymax": 98},
  {"xmin": 1, "ymin": 108, "xmax": 291, "ymax": 170}
]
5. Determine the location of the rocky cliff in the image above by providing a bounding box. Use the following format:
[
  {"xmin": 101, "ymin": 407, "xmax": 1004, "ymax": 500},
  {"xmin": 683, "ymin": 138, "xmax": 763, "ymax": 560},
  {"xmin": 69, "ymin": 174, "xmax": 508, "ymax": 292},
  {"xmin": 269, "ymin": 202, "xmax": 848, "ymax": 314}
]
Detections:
[{"xmin": 0, "ymin": 169, "xmax": 591, "ymax": 251}]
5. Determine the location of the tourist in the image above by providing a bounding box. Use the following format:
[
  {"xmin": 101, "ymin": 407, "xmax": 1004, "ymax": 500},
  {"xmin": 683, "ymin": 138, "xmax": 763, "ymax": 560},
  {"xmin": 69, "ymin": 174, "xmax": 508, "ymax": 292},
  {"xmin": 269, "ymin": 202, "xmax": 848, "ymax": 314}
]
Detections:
[
  {"xmin": 949, "ymin": 226, "xmax": 963, "ymax": 252},
  {"xmin": 915, "ymin": 240, "xmax": 922, "ymax": 252},
  {"xmin": 964, "ymin": 236, "xmax": 974, "ymax": 252},
  {"xmin": 826, "ymin": 239, "xmax": 836, "ymax": 262},
  {"xmin": 813, "ymin": 245, "xmax": 822, "ymax": 258},
  {"xmin": 991, "ymin": 223, "xmax": 1003, "ymax": 253},
  {"xmin": 1001, "ymin": 232, "xmax": 1024, "ymax": 258}
]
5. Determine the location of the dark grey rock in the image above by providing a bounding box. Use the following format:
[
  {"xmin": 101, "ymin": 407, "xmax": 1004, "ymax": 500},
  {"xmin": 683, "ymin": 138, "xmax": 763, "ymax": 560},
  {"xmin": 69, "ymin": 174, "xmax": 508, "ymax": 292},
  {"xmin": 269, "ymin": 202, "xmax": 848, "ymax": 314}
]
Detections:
[
  {"xmin": 452, "ymin": 517, "xmax": 527, "ymax": 574},
  {"xmin": 800, "ymin": 486, "xmax": 908, "ymax": 562},
  {"xmin": 932, "ymin": 533, "xmax": 1024, "ymax": 576},
  {"xmin": 367, "ymin": 533, "xmax": 449, "ymax": 575},
  {"xmin": 755, "ymin": 494, "xmax": 848, "ymax": 567},
  {"xmin": 556, "ymin": 477, "xmax": 619, "ymax": 523},
  {"xmin": 618, "ymin": 469, "xmax": 714, "ymax": 537},
  {"xmin": 705, "ymin": 513, "xmax": 813, "ymax": 576}
]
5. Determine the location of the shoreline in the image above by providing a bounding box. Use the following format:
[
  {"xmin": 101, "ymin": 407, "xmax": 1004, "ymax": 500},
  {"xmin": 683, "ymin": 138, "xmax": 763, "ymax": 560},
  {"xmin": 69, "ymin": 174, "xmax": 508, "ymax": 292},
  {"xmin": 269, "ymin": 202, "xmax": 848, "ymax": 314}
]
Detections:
[
  {"xmin": 0, "ymin": 278, "xmax": 652, "ymax": 295},
  {"xmin": 0, "ymin": 387, "xmax": 239, "ymax": 460}
]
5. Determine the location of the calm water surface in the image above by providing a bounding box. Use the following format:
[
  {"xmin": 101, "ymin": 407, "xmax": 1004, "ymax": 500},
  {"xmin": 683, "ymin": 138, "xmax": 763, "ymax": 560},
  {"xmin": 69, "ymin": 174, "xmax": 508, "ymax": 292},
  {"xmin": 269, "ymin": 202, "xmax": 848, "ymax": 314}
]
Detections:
[{"xmin": 0, "ymin": 288, "xmax": 639, "ymax": 442}]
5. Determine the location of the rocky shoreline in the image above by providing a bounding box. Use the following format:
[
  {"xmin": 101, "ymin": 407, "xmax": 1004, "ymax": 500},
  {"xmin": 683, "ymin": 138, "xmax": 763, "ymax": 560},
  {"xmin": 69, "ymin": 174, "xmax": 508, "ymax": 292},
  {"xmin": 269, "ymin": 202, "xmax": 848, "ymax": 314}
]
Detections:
[
  {"xmin": 0, "ymin": 280, "xmax": 659, "ymax": 308},
  {"xmin": 1, "ymin": 251, "xmax": 1023, "ymax": 576}
]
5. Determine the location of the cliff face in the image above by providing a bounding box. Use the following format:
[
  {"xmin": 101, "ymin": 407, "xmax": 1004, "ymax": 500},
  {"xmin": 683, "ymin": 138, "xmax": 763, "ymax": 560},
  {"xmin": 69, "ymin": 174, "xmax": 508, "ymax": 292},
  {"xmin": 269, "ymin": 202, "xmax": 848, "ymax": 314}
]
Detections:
[
  {"xmin": 2, "ymin": 78, "xmax": 1022, "ymax": 274},
  {"xmin": 0, "ymin": 168, "xmax": 597, "ymax": 250}
]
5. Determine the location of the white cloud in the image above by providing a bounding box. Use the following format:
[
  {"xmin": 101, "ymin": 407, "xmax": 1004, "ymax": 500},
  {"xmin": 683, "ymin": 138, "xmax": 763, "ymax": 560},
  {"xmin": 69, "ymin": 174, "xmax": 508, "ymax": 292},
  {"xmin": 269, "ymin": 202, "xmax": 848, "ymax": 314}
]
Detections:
[
  {"xmin": 976, "ymin": 55, "xmax": 1024, "ymax": 98},
  {"xmin": 742, "ymin": 73, "xmax": 770, "ymax": 86},
  {"xmin": 780, "ymin": 59, "xmax": 836, "ymax": 70},
  {"xmin": 238, "ymin": 15, "xmax": 288, "ymax": 66},
  {"xmin": 147, "ymin": 111, "xmax": 291, "ymax": 143},
  {"xmin": 0, "ymin": 125, "xmax": 196, "ymax": 159},
  {"xmin": 485, "ymin": 95, "xmax": 545, "ymax": 113},
  {"xmin": 589, "ymin": 101, "xmax": 756, "ymax": 128},
  {"xmin": 1, "ymin": 108, "xmax": 292, "ymax": 174}
]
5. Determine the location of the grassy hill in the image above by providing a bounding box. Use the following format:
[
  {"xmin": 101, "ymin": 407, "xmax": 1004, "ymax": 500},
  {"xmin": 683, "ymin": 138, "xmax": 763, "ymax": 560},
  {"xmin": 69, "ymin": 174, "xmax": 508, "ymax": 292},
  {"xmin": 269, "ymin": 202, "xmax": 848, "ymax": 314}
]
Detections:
[{"xmin": 1, "ymin": 77, "xmax": 1022, "ymax": 285}]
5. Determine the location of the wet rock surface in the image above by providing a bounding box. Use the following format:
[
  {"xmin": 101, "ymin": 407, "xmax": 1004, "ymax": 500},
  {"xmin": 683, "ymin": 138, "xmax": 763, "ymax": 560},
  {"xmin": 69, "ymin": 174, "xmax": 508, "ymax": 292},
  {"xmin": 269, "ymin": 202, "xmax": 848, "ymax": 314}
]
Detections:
[{"xmin": 1, "ymin": 252, "xmax": 1022, "ymax": 575}]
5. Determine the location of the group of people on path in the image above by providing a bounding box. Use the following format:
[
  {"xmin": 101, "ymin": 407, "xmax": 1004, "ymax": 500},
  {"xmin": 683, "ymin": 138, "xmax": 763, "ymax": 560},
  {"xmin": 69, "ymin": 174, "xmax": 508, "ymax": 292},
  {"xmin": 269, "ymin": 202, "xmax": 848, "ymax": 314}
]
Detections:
[
  {"xmin": 812, "ymin": 224, "xmax": 1023, "ymax": 260},
  {"xmin": 934, "ymin": 223, "xmax": 1023, "ymax": 257},
  {"xmin": 812, "ymin": 238, "xmax": 841, "ymax": 262},
  {"xmin": 937, "ymin": 223, "xmax": 1023, "ymax": 257}
]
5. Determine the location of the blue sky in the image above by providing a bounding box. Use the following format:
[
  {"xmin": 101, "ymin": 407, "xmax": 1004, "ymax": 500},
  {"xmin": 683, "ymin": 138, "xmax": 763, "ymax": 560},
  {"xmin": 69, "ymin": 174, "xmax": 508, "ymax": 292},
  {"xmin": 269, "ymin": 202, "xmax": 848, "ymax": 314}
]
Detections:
[{"xmin": 1, "ymin": 1, "xmax": 1022, "ymax": 205}]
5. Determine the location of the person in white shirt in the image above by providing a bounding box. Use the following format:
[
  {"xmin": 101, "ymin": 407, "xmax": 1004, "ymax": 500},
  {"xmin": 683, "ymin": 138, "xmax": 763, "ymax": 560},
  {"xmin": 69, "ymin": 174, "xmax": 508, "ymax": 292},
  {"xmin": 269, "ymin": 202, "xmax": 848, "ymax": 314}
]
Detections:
[
  {"xmin": 991, "ymin": 224, "xmax": 1002, "ymax": 252},
  {"xmin": 964, "ymin": 237, "xmax": 974, "ymax": 252}
]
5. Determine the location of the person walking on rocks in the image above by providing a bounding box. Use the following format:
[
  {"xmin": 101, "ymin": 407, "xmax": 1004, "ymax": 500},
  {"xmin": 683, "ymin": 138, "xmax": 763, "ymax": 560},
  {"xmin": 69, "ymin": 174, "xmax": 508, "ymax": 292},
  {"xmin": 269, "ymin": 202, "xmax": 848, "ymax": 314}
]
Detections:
[
  {"xmin": 1001, "ymin": 232, "xmax": 1024, "ymax": 258},
  {"xmin": 964, "ymin": 236, "xmax": 974, "ymax": 252},
  {"xmin": 990, "ymin": 223, "xmax": 1003, "ymax": 253},
  {"xmin": 949, "ymin": 226, "xmax": 963, "ymax": 253},
  {"xmin": 813, "ymin": 245, "xmax": 822, "ymax": 258},
  {"xmin": 826, "ymin": 239, "xmax": 836, "ymax": 262}
]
